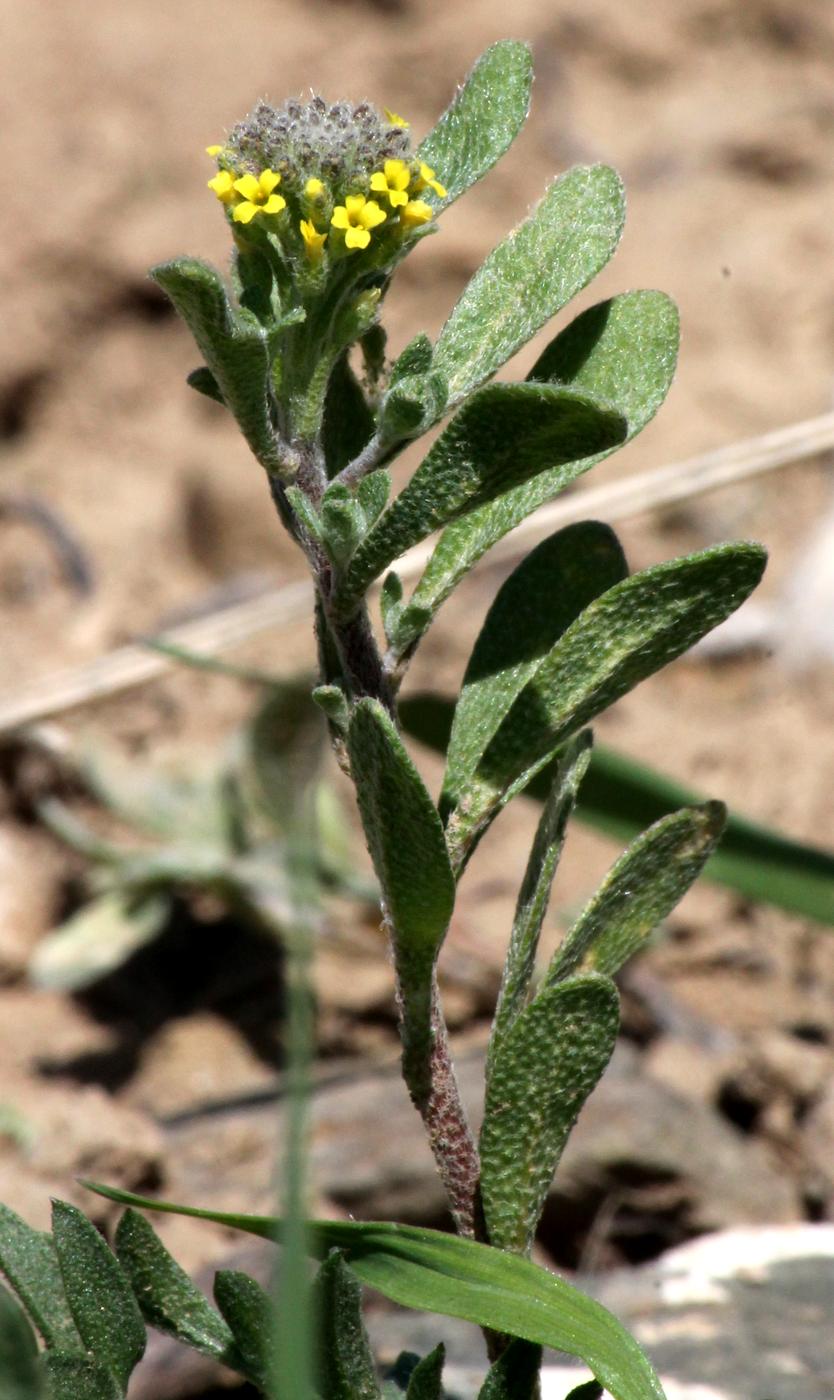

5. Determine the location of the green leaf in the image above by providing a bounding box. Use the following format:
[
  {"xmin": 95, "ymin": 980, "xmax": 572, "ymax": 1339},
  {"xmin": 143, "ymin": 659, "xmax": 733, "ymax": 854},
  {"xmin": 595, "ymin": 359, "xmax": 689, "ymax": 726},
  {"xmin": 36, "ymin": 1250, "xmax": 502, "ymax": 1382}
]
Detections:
[
  {"xmin": 29, "ymin": 892, "xmax": 170, "ymax": 993},
  {"xmin": 51, "ymin": 1201, "xmax": 145, "ymax": 1391},
  {"xmin": 489, "ymin": 733, "xmax": 593, "ymax": 1067},
  {"xmin": 404, "ymin": 291, "xmax": 679, "ymax": 648},
  {"xmin": 114, "ymin": 1210, "xmax": 241, "ymax": 1367},
  {"xmin": 477, "ymin": 1339, "xmax": 542, "ymax": 1399},
  {"xmin": 313, "ymin": 1252, "xmax": 380, "ymax": 1400},
  {"xmin": 346, "ymin": 700, "xmax": 455, "ymax": 1085},
  {"xmin": 81, "ymin": 1185, "xmax": 666, "ymax": 1400},
  {"xmin": 547, "ymin": 803, "xmax": 726, "ymax": 984},
  {"xmin": 380, "ymin": 371, "xmax": 448, "ymax": 443},
  {"xmin": 151, "ymin": 257, "xmax": 284, "ymax": 476},
  {"xmin": 433, "ymin": 165, "xmax": 624, "ymax": 409},
  {"xmin": 0, "ymin": 1281, "xmax": 45, "ymax": 1400},
  {"xmin": 418, "ymin": 42, "xmax": 532, "ymax": 213},
  {"xmin": 321, "ymin": 483, "xmax": 366, "ymax": 567},
  {"xmin": 247, "ymin": 683, "xmax": 326, "ymax": 839},
  {"xmin": 480, "ymin": 974, "xmax": 619, "ymax": 1254},
  {"xmin": 213, "ymin": 1270, "xmax": 276, "ymax": 1392},
  {"xmin": 0, "ymin": 1204, "xmax": 82, "ymax": 1351},
  {"xmin": 447, "ymin": 542, "xmax": 767, "ymax": 854},
  {"xmin": 357, "ymin": 470, "xmax": 391, "ymax": 531},
  {"xmin": 404, "ymin": 1342, "xmax": 445, "ymax": 1398},
  {"xmin": 339, "ymin": 384, "xmax": 627, "ymax": 615},
  {"xmin": 323, "ymin": 352, "xmax": 376, "ymax": 479},
  {"xmin": 399, "ymin": 698, "xmax": 834, "ymax": 926},
  {"xmin": 390, "ymin": 334, "xmax": 433, "ymax": 383},
  {"xmin": 441, "ymin": 523, "xmax": 627, "ymax": 812},
  {"xmin": 563, "ymin": 1382, "xmax": 603, "ymax": 1400},
  {"xmin": 186, "ymin": 365, "xmax": 224, "ymax": 404},
  {"xmin": 44, "ymin": 1355, "xmax": 121, "ymax": 1400}
]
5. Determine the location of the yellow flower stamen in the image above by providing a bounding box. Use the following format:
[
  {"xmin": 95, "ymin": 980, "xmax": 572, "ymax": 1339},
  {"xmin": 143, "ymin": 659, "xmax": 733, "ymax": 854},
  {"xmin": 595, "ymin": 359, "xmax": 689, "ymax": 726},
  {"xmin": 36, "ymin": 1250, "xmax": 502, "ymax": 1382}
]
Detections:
[
  {"xmin": 305, "ymin": 178, "xmax": 325, "ymax": 198},
  {"xmin": 300, "ymin": 218, "xmax": 327, "ymax": 260},
  {"xmin": 232, "ymin": 169, "xmax": 286, "ymax": 224},
  {"xmin": 413, "ymin": 162, "xmax": 447, "ymax": 199},
  {"xmin": 369, "ymin": 159, "xmax": 411, "ymax": 209},
  {"xmin": 400, "ymin": 199, "xmax": 433, "ymax": 229},
  {"xmin": 331, "ymin": 194, "xmax": 387, "ymax": 251},
  {"xmin": 207, "ymin": 170, "xmax": 239, "ymax": 205},
  {"xmin": 384, "ymin": 108, "xmax": 410, "ymax": 129}
]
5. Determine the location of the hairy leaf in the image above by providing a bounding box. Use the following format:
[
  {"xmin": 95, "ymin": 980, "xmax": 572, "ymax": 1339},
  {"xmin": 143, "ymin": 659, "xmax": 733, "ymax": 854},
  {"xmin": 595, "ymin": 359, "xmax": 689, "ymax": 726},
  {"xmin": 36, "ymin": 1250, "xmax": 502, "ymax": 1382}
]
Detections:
[
  {"xmin": 0, "ymin": 1204, "xmax": 82, "ymax": 1351},
  {"xmin": 339, "ymin": 384, "xmax": 627, "ymax": 614},
  {"xmin": 313, "ymin": 1251, "xmax": 380, "ymax": 1400},
  {"xmin": 214, "ymin": 1270, "xmax": 276, "ymax": 1392},
  {"xmin": 477, "ymin": 1339, "xmax": 543, "ymax": 1399},
  {"xmin": 52, "ymin": 1201, "xmax": 145, "ymax": 1391},
  {"xmin": 403, "ymin": 292, "xmax": 679, "ymax": 649},
  {"xmin": 114, "ymin": 1210, "xmax": 240, "ymax": 1365},
  {"xmin": 0, "ymin": 1281, "xmax": 44, "ymax": 1400},
  {"xmin": 151, "ymin": 258, "xmax": 283, "ymax": 475},
  {"xmin": 480, "ymin": 974, "xmax": 619, "ymax": 1254},
  {"xmin": 44, "ymin": 1355, "xmax": 121, "ymax": 1400},
  {"xmin": 83, "ymin": 1185, "xmax": 666, "ymax": 1400},
  {"xmin": 404, "ymin": 1343, "xmax": 445, "ymax": 1398},
  {"xmin": 346, "ymin": 700, "xmax": 454, "ymax": 1077},
  {"xmin": 447, "ymin": 542, "xmax": 766, "ymax": 855},
  {"xmin": 442, "ymin": 523, "xmax": 627, "ymax": 810},
  {"xmin": 547, "ymin": 802, "xmax": 726, "ymax": 984},
  {"xmin": 418, "ymin": 42, "xmax": 533, "ymax": 213},
  {"xmin": 432, "ymin": 165, "xmax": 625, "ymax": 408},
  {"xmin": 489, "ymin": 733, "xmax": 593, "ymax": 1068},
  {"xmin": 323, "ymin": 351, "xmax": 375, "ymax": 478}
]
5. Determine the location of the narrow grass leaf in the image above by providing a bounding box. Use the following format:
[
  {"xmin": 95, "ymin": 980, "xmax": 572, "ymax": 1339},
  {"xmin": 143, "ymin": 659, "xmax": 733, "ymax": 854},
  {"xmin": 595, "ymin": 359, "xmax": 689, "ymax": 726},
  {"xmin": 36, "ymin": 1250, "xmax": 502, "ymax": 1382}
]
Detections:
[
  {"xmin": 313, "ymin": 1251, "xmax": 381, "ymax": 1400},
  {"xmin": 547, "ymin": 803, "xmax": 726, "ymax": 984},
  {"xmin": 441, "ymin": 523, "xmax": 626, "ymax": 812},
  {"xmin": 448, "ymin": 543, "xmax": 766, "ymax": 853},
  {"xmin": 403, "ymin": 292, "xmax": 679, "ymax": 648},
  {"xmin": 480, "ymin": 974, "xmax": 619, "ymax": 1254},
  {"xmin": 0, "ymin": 1281, "xmax": 44, "ymax": 1400},
  {"xmin": 432, "ymin": 166, "xmax": 625, "ymax": 408},
  {"xmin": 81, "ymin": 1184, "xmax": 666, "ymax": 1400},
  {"xmin": 340, "ymin": 384, "xmax": 626, "ymax": 613},
  {"xmin": 51, "ymin": 1201, "xmax": 145, "ymax": 1391},
  {"xmin": 417, "ymin": 42, "xmax": 532, "ymax": 212},
  {"xmin": 114, "ymin": 1210, "xmax": 241, "ymax": 1366},
  {"xmin": 347, "ymin": 700, "xmax": 455, "ymax": 1077},
  {"xmin": 0, "ymin": 1204, "xmax": 82, "ymax": 1351},
  {"xmin": 151, "ymin": 258, "xmax": 283, "ymax": 475},
  {"xmin": 489, "ymin": 734, "xmax": 593, "ymax": 1068}
]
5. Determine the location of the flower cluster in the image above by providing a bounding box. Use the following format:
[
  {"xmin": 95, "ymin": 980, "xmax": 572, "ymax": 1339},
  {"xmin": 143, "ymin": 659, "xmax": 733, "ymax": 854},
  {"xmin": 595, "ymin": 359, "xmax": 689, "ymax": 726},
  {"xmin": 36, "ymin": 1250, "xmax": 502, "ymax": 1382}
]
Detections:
[{"xmin": 205, "ymin": 96, "xmax": 446, "ymax": 270}]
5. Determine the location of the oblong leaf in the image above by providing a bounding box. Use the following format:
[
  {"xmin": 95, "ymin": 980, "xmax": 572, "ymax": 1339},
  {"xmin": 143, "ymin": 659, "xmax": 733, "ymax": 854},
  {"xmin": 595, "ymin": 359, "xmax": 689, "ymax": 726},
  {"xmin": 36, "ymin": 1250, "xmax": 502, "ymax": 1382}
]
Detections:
[
  {"xmin": 313, "ymin": 1251, "xmax": 380, "ymax": 1400},
  {"xmin": 404, "ymin": 1342, "xmax": 445, "ymax": 1398},
  {"xmin": 52, "ymin": 1201, "xmax": 145, "ymax": 1391},
  {"xmin": 547, "ymin": 802, "xmax": 726, "ymax": 984},
  {"xmin": 214, "ymin": 1270, "xmax": 275, "ymax": 1392},
  {"xmin": 0, "ymin": 1204, "xmax": 82, "ymax": 1352},
  {"xmin": 480, "ymin": 974, "xmax": 620, "ymax": 1254},
  {"xmin": 346, "ymin": 700, "xmax": 455, "ymax": 1077},
  {"xmin": 442, "ymin": 523, "xmax": 627, "ymax": 810},
  {"xmin": 418, "ymin": 42, "xmax": 533, "ymax": 213},
  {"xmin": 432, "ymin": 165, "xmax": 625, "ymax": 408},
  {"xmin": 447, "ymin": 542, "xmax": 766, "ymax": 853},
  {"xmin": 81, "ymin": 1185, "xmax": 666, "ymax": 1400},
  {"xmin": 0, "ymin": 1281, "xmax": 44, "ymax": 1400},
  {"xmin": 151, "ymin": 258, "xmax": 283, "ymax": 475},
  {"xmin": 339, "ymin": 384, "xmax": 627, "ymax": 613},
  {"xmin": 403, "ymin": 292, "xmax": 679, "ymax": 650},
  {"xmin": 44, "ymin": 1354, "xmax": 120, "ymax": 1400},
  {"xmin": 478, "ymin": 1338, "xmax": 542, "ymax": 1399},
  {"xmin": 114, "ymin": 1209, "xmax": 241, "ymax": 1366}
]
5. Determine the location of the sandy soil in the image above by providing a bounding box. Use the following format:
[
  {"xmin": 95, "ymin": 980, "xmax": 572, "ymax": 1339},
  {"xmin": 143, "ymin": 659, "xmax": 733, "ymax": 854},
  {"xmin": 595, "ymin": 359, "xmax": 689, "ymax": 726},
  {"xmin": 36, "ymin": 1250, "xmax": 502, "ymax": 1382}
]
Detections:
[{"xmin": 1, "ymin": 0, "xmax": 834, "ymax": 1389}]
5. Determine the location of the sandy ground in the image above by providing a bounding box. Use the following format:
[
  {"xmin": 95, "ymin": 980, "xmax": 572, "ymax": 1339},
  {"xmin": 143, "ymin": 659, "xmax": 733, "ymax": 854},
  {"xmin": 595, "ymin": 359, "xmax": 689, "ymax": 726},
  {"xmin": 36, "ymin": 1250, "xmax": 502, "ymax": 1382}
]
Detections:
[{"xmin": 1, "ymin": 0, "xmax": 834, "ymax": 1390}]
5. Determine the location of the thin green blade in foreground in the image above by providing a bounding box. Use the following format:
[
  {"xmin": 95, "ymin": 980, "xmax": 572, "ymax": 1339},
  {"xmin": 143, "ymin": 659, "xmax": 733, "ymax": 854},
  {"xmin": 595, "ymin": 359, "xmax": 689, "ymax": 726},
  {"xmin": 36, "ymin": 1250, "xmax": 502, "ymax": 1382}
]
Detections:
[
  {"xmin": 339, "ymin": 383, "xmax": 626, "ymax": 614},
  {"xmin": 402, "ymin": 292, "xmax": 679, "ymax": 648},
  {"xmin": 480, "ymin": 974, "xmax": 619, "ymax": 1254},
  {"xmin": 547, "ymin": 802, "xmax": 726, "ymax": 984},
  {"xmin": 448, "ymin": 543, "xmax": 766, "ymax": 854},
  {"xmin": 81, "ymin": 1183, "xmax": 666, "ymax": 1400},
  {"xmin": 432, "ymin": 165, "xmax": 625, "ymax": 408},
  {"xmin": 418, "ymin": 42, "xmax": 532, "ymax": 213},
  {"xmin": 51, "ymin": 1201, "xmax": 145, "ymax": 1391},
  {"xmin": 441, "ymin": 522, "xmax": 627, "ymax": 811}
]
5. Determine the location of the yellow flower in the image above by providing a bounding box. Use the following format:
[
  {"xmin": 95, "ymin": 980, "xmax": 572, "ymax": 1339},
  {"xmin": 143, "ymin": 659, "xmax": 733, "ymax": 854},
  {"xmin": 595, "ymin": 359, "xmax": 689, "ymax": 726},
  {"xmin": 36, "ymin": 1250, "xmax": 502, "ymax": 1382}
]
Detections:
[
  {"xmin": 207, "ymin": 170, "xmax": 239, "ymax": 205},
  {"xmin": 232, "ymin": 169, "xmax": 286, "ymax": 224},
  {"xmin": 305, "ymin": 178, "xmax": 325, "ymax": 198},
  {"xmin": 384, "ymin": 108, "xmax": 410, "ymax": 128},
  {"xmin": 331, "ymin": 194, "xmax": 387, "ymax": 250},
  {"xmin": 300, "ymin": 218, "xmax": 327, "ymax": 260},
  {"xmin": 413, "ymin": 162, "xmax": 447, "ymax": 199},
  {"xmin": 369, "ymin": 159, "xmax": 411, "ymax": 209},
  {"xmin": 205, "ymin": 144, "xmax": 223, "ymax": 157},
  {"xmin": 400, "ymin": 199, "xmax": 433, "ymax": 229}
]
